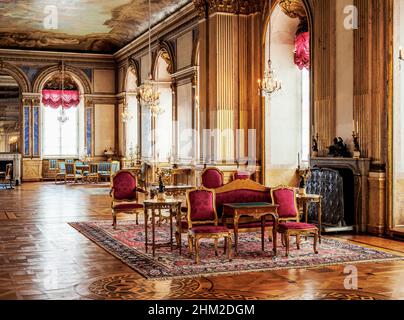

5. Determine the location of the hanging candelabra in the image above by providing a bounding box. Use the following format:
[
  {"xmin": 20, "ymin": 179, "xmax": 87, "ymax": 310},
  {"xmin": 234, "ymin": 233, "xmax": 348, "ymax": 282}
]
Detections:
[
  {"xmin": 57, "ymin": 61, "xmax": 69, "ymax": 123},
  {"xmin": 258, "ymin": 60, "xmax": 282, "ymax": 97},
  {"xmin": 258, "ymin": 0, "xmax": 282, "ymax": 98},
  {"xmin": 137, "ymin": 0, "xmax": 162, "ymax": 116}
]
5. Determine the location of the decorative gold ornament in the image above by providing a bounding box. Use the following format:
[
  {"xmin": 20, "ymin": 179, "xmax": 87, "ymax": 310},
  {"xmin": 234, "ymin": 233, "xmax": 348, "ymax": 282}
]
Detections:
[{"xmin": 279, "ymin": 0, "xmax": 307, "ymax": 19}]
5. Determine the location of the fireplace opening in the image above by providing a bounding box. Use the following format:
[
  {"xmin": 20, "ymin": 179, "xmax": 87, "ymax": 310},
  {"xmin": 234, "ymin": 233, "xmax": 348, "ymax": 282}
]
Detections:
[
  {"xmin": 337, "ymin": 168, "xmax": 355, "ymax": 227},
  {"xmin": 307, "ymin": 167, "xmax": 356, "ymax": 232},
  {"xmin": 0, "ymin": 160, "xmax": 13, "ymax": 181}
]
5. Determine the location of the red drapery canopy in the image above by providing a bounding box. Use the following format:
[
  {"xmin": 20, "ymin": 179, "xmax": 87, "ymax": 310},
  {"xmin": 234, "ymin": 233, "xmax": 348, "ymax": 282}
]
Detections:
[
  {"xmin": 294, "ymin": 31, "xmax": 310, "ymax": 70},
  {"xmin": 41, "ymin": 89, "xmax": 80, "ymax": 109}
]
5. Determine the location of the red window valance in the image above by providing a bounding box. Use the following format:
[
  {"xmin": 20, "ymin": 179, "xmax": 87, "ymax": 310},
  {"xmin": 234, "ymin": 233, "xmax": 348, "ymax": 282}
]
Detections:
[
  {"xmin": 41, "ymin": 89, "xmax": 80, "ymax": 109},
  {"xmin": 294, "ymin": 31, "xmax": 310, "ymax": 70}
]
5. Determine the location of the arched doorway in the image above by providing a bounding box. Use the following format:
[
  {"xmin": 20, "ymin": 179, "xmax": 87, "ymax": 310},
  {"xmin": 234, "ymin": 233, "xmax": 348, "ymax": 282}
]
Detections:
[
  {"xmin": 0, "ymin": 72, "xmax": 20, "ymax": 153},
  {"xmin": 264, "ymin": 0, "xmax": 311, "ymax": 186}
]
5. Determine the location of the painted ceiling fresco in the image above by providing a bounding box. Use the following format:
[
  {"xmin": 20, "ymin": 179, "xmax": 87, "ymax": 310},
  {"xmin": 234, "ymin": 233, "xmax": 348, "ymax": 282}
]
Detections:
[{"xmin": 0, "ymin": 0, "xmax": 191, "ymax": 53}]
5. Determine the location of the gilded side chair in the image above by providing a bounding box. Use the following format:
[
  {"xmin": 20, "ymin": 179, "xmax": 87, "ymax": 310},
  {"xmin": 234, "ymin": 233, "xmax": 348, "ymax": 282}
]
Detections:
[
  {"xmin": 65, "ymin": 163, "xmax": 83, "ymax": 183},
  {"xmin": 233, "ymin": 171, "xmax": 252, "ymax": 181},
  {"xmin": 55, "ymin": 162, "xmax": 66, "ymax": 184},
  {"xmin": 86, "ymin": 163, "xmax": 99, "ymax": 183},
  {"xmin": 110, "ymin": 170, "xmax": 148, "ymax": 228},
  {"xmin": 201, "ymin": 167, "xmax": 224, "ymax": 189},
  {"xmin": 186, "ymin": 187, "xmax": 232, "ymax": 264},
  {"xmin": 271, "ymin": 186, "xmax": 319, "ymax": 257}
]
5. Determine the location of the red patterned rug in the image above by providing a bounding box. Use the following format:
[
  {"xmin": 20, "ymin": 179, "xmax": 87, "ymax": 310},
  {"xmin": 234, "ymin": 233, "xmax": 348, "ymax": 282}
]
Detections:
[{"xmin": 69, "ymin": 221, "xmax": 404, "ymax": 280}]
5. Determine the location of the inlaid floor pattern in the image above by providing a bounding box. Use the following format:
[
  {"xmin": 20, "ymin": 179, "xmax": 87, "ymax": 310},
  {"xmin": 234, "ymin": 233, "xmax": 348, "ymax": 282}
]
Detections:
[{"xmin": 1, "ymin": 182, "xmax": 404, "ymax": 300}]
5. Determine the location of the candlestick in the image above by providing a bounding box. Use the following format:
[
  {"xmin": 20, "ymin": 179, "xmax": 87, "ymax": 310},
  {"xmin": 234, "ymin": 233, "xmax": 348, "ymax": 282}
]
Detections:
[{"xmin": 298, "ymin": 152, "xmax": 300, "ymax": 169}]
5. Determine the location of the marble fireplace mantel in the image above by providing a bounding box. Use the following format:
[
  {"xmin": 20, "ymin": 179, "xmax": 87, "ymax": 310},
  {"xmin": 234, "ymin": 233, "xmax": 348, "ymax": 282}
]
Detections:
[
  {"xmin": 310, "ymin": 157, "xmax": 372, "ymax": 233},
  {"xmin": 0, "ymin": 153, "xmax": 22, "ymax": 185}
]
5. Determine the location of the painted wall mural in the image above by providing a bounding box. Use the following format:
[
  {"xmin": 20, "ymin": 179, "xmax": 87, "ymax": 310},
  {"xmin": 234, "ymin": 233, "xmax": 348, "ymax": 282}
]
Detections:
[{"xmin": 0, "ymin": 0, "xmax": 191, "ymax": 53}]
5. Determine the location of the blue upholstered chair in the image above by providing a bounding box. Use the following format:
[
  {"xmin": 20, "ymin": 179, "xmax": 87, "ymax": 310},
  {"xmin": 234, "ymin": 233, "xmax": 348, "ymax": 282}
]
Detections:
[{"xmin": 55, "ymin": 162, "xmax": 66, "ymax": 184}]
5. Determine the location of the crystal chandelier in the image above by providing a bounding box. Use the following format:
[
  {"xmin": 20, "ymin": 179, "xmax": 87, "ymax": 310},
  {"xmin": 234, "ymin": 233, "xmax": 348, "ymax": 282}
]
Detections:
[
  {"xmin": 57, "ymin": 109, "xmax": 69, "ymax": 123},
  {"xmin": 258, "ymin": 0, "xmax": 282, "ymax": 97},
  {"xmin": 58, "ymin": 62, "xmax": 69, "ymax": 123},
  {"xmin": 138, "ymin": 0, "xmax": 162, "ymax": 116},
  {"xmin": 258, "ymin": 60, "xmax": 282, "ymax": 97}
]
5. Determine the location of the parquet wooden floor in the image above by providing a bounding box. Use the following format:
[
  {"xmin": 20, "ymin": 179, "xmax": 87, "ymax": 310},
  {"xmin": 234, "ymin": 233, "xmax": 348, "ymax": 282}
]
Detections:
[{"xmin": 1, "ymin": 182, "xmax": 404, "ymax": 300}]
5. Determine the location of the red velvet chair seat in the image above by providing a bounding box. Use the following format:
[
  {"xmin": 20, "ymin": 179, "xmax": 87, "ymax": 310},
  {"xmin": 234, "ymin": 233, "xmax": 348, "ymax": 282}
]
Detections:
[
  {"xmin": 278, "ymin": 222, "xmax": 317, "ymax": 231},
  {"xmin": 189, "ymin": 225, "xmax": 230, "ymax": 234},
  {"xmin": 112, "ymin": 203, "xmax": 144, "ymax": 211}
]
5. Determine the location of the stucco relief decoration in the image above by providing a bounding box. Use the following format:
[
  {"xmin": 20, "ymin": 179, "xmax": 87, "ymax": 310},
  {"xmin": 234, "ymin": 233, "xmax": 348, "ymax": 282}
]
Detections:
[
  {"xmin": 278, "ymin": 0, "xmax": 306, "ymax": 19},
  {"xmin": 193, "ymin": 0, "xmax": 263, "ymax": 15}
]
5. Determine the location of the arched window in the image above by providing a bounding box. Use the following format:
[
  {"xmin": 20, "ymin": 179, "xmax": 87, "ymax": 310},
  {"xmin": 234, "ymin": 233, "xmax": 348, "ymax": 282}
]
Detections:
[
  {"xmin": 154, "ymin": 52, "xmax": 173, "ymax": 163},
  {"xmin": 41, "ymin": 72, "xmax": 84, "ymax": 158},
  {"xmin": 264, "ymin": 2, "xmax": 310, "ymax": 185},
  {"xmin": 125, "ymin": 68, "xmax": 139, "ymax": 157}
]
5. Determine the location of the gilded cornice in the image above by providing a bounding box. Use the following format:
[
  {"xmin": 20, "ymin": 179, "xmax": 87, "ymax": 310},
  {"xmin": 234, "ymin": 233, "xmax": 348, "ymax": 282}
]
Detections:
[{"xmin": 193, "ymin": 0, "xmax": 264, "ymax": 17}]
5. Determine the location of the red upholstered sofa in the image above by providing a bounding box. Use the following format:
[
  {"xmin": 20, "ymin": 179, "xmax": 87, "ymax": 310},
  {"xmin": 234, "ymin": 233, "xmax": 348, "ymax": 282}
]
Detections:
[{"xmin": 214, "ymin": 179, "xmax": 272, "ymax": 218}]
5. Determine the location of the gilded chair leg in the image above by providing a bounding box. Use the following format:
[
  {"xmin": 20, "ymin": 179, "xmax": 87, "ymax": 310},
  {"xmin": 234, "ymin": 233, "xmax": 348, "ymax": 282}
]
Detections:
[
  {"xmin": 135, "ymin": 212, "xmax": 139, "ymax": 225},
  {"xmin": 285, "ymin": 233, "xmax": 290, "ymax": 257},
  {"xmin": 195, "ymin": 237, "xmax": 200, "ymax": 264},
  {"xmin": 214, "ymin": 239, "xmax": 218, "ymax": 256},
  {"xmin": 268, "ymin": 227, "xmax": 273, "ymax": 242},
  {"xmin": 223, "ymin": 236, "xmax": 227, "ymax": 255},
  {"xmin": 112, "ymin": 210, "xmax": 117, "ymax": 229},
  {"xmin": 313, "ymin": 231, "xmax": 319, "ymax": 254},
  {"xmin": 188, "ymin": 236, "xmax": 193, "ymax": 254},
  {"xmin": 227, "ymin": 236, "xmax": 232, "ymax": 262},
  {"xmin": 296, "ymin": 234, "xmax": 301, "ymax": 250}
]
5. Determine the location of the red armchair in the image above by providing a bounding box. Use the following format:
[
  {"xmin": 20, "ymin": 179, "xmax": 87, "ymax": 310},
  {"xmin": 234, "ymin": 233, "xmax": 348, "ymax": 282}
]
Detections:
[
  {"xmin": 271, "ymin": 186, "xmax": 319, "ymax": 256},
  {"xmin": 110, "ymin": 170, "xmax": 148, "ymax": 229},
  {"xmin": 201, "ymin": 167, "xmax": 224, "ymax": 189},
  {"xmin": 186, "ymin": 188, "xmax": 232, "ymax": 264}
]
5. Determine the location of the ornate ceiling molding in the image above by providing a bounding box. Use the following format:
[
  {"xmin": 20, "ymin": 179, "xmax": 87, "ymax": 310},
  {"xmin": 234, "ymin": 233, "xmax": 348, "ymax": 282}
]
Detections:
[
  {"xmin": 193, "ymin": 0, "xmax": 264, "ymax": 17},
  {"xmin": 278, "ymin": 0, "xmax": 307, "ymax": 19}
]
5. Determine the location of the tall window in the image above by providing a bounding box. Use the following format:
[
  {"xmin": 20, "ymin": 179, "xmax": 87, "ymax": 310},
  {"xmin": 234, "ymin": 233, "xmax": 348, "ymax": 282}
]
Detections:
[
  {"xmin": 264, "ymin": 4, "xmax": 310, "ymax": 185},
  {"xmin": 125, "ymin": 69, "xmax": 139, "ymax": 157},
  {"xmin": 126, "ymin": 94, "xmax": 138, "ymax": 156},
  {"xmin": 42, "ymin": 107, "xmax": 79, "ymax": 157},
  {"xmin": 155, "ymin": 52, "xmax": 173, "ymax": 162},
  {"xmin": 41, "ymin": 72, "xmax": 83, "ymax": 158}
]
